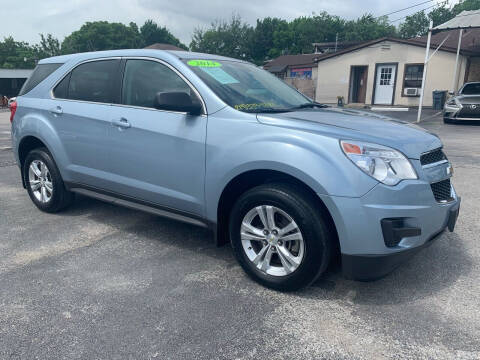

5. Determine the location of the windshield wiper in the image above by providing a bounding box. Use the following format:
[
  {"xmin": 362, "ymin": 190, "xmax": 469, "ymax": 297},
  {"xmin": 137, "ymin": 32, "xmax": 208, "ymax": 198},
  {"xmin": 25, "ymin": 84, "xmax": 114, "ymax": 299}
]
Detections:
[
  {"xmin": 243, "ymin": 107, "xmax": 293, "ymax": 113},
  {"xmin": 289, "ymin": 102, "xmax": 329, "ymax": 110}
]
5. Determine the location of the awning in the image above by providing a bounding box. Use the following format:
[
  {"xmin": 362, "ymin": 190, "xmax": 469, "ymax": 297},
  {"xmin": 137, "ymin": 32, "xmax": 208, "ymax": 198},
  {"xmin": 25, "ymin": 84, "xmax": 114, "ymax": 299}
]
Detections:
[{"xmin": 433, "ymin": 10, "xmax": 480, "ymax": 33}]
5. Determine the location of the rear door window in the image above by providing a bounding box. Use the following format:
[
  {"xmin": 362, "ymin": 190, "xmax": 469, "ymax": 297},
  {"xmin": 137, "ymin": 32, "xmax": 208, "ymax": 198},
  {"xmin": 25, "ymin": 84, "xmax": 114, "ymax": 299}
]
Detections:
[
  {"xmin": 121, "ymin": 59, "xmax": 192, "ymax": 109},
  {"xmin": 19, "ymin": 63, "xmax": 63, "ymax": 95},
  {"xmin": 66, "ymin": 59, "xmax": 120, "ymax": 103}
]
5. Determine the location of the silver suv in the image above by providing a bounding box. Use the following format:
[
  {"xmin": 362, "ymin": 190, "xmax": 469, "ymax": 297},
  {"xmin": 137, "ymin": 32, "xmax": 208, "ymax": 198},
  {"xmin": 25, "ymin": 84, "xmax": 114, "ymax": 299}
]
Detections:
[{"xmin": 10, "ymin": 50, "xmax": 460, "ymax": 291}]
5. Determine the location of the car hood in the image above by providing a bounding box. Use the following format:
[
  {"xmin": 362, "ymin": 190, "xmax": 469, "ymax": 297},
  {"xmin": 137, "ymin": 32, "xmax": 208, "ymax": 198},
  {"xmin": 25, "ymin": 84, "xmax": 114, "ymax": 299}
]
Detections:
[
  {"xmin": 256, "ymin": 108, "xmax": 441, "ymax": 159},
  {"xmin": 456, "ymin": 95, "xmax": 480, "ymax": 104}
]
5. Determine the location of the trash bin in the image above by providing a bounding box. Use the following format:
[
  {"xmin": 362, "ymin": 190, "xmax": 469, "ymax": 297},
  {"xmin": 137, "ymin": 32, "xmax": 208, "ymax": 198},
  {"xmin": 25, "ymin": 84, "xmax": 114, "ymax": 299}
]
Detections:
[{"xmin": 432, "ymin": 90, "xmax": 447, "ymax": 110}]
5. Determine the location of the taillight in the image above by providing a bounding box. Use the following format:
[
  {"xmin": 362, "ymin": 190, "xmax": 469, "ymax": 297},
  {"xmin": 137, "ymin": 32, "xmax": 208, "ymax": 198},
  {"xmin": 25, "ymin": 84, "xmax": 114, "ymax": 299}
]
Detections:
[{"xmin": 9, "ymin": 101, "xmax": 17, "ymax": 123}]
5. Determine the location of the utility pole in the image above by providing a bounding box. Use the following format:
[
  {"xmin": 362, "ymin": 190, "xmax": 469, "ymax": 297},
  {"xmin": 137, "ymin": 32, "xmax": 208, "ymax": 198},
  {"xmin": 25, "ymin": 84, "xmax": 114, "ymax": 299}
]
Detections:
[
  {"xmin": 417, "ymin": 20, "xmax": 433, "ymax": 123},
  {"xmin": 335, "ymin": 33, "xmax": 338, "ymax": 52}
]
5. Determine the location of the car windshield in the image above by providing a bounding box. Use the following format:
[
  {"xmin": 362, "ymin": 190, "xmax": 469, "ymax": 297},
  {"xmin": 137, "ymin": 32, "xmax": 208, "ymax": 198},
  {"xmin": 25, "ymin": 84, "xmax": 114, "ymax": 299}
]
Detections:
[
  {"xmin": 184, "ymin": 59, "xmax": 317, "ymax": 113},
  {"xmin": 460, "ymin": 83, "xmax": 480, "ymax": 95}
]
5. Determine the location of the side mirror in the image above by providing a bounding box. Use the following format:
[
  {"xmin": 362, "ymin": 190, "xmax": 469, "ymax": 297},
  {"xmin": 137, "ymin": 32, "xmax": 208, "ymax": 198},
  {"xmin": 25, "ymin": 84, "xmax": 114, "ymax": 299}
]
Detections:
[
  {"xmin": 154, "ymin": 92, "xmax": 203, "ymax": 115},
  {"xmin": 448, "ymin": 91, "xmax": 455, "ymax": 96}
]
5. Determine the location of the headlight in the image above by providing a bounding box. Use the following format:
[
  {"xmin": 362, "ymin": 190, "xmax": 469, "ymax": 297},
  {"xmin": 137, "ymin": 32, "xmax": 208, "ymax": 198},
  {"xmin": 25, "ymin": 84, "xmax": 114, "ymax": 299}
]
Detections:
[
  {"xmin": 446, "ymin": 98, "xmax": 462, "ymax": 108},
  {"xmin": 340, "ymin": 140, "xmax": 418, "ymax": 185}
]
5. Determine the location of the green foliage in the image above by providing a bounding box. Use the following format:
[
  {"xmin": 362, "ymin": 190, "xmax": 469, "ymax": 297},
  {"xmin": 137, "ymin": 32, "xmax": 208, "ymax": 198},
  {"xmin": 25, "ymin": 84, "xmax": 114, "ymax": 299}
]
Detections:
[
  {"xmin": 35, "ymin": 34, "xmax": 61, "ymax": 58},
  {"xmin": 61, "ymin": 21, "xmax": 144, "ymax": 54},
  {"xmin": 140, "ymin": 20, "xmax": 187, "ymax": 49},
  {"xmin": 343, "ymin": 14, "xmax": 396, "ymax": 41},
  {"xmin": 0, "ymin": 36, "xmax": 38, "ymax": 68},
  {"xmin": 399, "ymin": 0, "xmax": 480, "ymax": 39},
  {"xmin": 249, "ymin": 17, "xmax": 288, "ymax": 63},
  {"xmin": 190, "ymin": 14, "xmax": 253, "ymax": 60},
  {"xmin": 399, "ymin": 11, "xmax": 430, "ymax": 38}
]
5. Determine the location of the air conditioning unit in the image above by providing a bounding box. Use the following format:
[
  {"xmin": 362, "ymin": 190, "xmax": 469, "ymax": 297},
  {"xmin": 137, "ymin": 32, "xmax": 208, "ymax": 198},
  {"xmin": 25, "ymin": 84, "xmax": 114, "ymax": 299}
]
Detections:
[{"xmin": 404, "ymin": 88, "xmax": 419, "ymax": 96}]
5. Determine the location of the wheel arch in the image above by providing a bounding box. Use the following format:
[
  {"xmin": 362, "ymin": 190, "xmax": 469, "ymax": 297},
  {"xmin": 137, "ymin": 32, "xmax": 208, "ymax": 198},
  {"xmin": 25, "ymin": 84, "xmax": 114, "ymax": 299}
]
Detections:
[
  {"xmin": 215, "ymin": 169, "xmax": 340, "ymax": 257},
  {"xmin": 18, "ymin": 136, "xmax": 50, "ymax": 188}
]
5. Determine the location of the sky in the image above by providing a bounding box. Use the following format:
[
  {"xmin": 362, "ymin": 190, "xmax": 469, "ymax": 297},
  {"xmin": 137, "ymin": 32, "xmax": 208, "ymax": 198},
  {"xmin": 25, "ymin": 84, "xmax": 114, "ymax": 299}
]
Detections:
[{"xmin": 1, "ymin": 0, "xmax": 458, "ymax": 46}]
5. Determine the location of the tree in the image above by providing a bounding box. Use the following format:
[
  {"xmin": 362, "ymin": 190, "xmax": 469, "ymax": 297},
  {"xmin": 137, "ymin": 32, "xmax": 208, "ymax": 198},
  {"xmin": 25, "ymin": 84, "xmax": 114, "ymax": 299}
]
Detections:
[
  {"xmin": 190, "ymin": 14, "xmax": 253, "ymax": 60},
  {"xmin": 0, "ymin": 36, "xmax": 37, "ymax": 68},
  {"xmin": 249, "ymin": 17, "xmax": 288, "ymax": 63},
  {"xmin": 343, "ymin": 14, "xmax": 396, "ymax": 41},
  {"xmin": 452, "ymin": 0, "xmax": 480, "ymax": 13},
  {"xmin": 140, "ymin": 20, "xmax": 187, "ymax": 49},
  {"xmin": 399, "ymin": 11, "xmax": 429, "ymax": 38},
  {"xmin": 61, "ymin": 21, "xmax": 144, "ymax": 54},
  {"xmin": 35, "ymin": 34, "xmax": 61, "ymax": 58}
]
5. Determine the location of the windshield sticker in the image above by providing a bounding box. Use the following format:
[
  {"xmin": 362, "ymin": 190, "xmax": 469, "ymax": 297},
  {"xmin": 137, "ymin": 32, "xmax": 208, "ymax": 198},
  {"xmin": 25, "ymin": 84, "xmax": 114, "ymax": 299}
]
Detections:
[
  {"xmin": 200, "ymin": 67, "xmax": 239, "ymax": 85},
  {"xmin": 234, "ymin": 103, "xmax": 275, "ymax": 111},
  {"xmin": 187, "ymin": 60, "xmax": 221, "ymax": 67}
]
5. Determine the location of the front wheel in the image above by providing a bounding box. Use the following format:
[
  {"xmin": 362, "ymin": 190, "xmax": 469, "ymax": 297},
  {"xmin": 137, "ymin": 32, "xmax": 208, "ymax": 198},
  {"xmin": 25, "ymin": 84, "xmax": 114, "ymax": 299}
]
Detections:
[{"xmin": 229, "ymin": 183, "xmax": 332, "ymax": 291}]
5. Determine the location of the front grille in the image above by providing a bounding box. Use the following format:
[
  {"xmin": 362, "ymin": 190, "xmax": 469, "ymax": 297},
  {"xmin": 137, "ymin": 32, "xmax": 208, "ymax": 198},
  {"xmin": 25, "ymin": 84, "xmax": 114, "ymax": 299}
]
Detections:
[
  {"xmin": 431, "ymin": 179, "xmax": 453, "ymax": 202},
  {"xmin": 457, "ymin": 106, "xmax": 480, "ymax": 118},
  {"xmin": 420, "ymin": 148, "xmax": 446, "ymax": 166}
]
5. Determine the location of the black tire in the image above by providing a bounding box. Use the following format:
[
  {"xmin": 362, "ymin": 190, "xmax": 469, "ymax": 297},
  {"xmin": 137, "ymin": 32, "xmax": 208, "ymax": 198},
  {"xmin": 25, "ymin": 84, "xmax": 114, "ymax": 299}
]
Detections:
[
  {"xmin": 443, "ymin": 117, "xmax": 454, "ymax": 124},
  {"xmin": 23, "ymin": 147, "xmax": 74, "ymax": 213},
  {"xmin": 229, "ymin": 183, "xmax": 332, "ymax": 291}
]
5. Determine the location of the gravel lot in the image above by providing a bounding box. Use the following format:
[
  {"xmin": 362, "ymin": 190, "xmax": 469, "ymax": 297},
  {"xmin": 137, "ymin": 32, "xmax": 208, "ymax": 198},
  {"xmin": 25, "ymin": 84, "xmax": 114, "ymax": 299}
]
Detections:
[{"xmin": 0, "ymin": 110, "xmax": 479, "ymax": 359}]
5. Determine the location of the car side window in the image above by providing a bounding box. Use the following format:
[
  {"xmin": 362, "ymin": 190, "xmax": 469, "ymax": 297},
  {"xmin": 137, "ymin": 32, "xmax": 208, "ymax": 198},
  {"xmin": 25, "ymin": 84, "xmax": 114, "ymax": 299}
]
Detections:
[
  {"xmin": 58, "ymin": 59, "xmax": 120, "ymax": 103},
  {"xmin": 122, "ymin": 59, "xmax": 193, "ymax": 109}
]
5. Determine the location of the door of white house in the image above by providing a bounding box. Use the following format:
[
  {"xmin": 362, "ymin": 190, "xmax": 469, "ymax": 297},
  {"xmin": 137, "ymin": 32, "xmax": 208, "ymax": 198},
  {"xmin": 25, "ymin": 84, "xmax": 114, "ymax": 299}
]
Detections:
[{"xmin": 374, "ymin": 64, "xmax": 397, "ymax": 105}]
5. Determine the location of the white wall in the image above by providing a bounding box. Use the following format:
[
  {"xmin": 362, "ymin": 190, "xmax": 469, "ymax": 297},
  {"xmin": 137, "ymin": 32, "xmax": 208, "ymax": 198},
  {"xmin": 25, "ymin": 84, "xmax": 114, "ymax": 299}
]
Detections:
[{"xmin": 315, "ymin": 40, "xmax": 467, "ymax": 107}]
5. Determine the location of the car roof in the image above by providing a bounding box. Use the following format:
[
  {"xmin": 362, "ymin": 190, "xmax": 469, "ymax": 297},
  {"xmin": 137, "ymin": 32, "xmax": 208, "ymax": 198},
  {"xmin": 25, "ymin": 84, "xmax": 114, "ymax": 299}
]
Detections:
[{"xmin": 38, "ymin": 49, "xmax": 245, "ymax": 65}]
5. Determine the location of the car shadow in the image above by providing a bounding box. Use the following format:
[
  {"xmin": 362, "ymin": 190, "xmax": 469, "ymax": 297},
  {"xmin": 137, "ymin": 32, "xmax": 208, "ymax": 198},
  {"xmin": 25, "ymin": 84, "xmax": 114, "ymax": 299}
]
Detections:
[
  {"xmin": 307, "ymin": 231, "xmax": 472, "ymax": 305},
  {"xmin": 58, "ymin": 194, "xmax": 473, "ymax": 306}
]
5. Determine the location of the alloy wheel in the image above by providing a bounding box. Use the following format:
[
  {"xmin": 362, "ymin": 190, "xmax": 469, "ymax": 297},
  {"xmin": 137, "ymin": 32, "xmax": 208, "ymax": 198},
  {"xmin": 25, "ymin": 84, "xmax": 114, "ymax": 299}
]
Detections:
[
  {"xmin": 28, "ymin": 160, "xmax": 53, "ymax": 203},
  {"xmin": 240, "ymin": 205, "xmax": 305, "ymax": 276}
]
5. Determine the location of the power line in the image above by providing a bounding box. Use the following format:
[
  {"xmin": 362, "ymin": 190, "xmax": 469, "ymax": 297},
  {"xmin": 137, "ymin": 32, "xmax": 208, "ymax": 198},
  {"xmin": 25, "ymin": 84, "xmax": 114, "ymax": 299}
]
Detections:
[
  {"xmin": 389, "ymin": 3, "xmax": 439, "ymax": 22},
  {"xmin": 378, "ymin": 0, "xmax": 434, "ymax": 18}
]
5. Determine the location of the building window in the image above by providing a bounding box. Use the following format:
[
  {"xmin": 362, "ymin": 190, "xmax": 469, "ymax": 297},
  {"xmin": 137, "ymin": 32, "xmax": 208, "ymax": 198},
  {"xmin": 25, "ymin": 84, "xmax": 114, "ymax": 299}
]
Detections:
[{"xmin": 404, "ymin": 64, "xmax": 423, "ymax": 89}]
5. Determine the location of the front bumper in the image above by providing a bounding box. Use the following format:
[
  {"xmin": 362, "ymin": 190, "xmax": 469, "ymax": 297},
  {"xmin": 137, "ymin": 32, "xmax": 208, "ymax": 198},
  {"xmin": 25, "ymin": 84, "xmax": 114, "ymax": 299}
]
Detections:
[
  {"xmin": 319, "ymin": 174, "xmax": 461, "ymax": 280},
  {"xmin": 444, "ymin": 105, "xmax": 480, "ymax": 121}
]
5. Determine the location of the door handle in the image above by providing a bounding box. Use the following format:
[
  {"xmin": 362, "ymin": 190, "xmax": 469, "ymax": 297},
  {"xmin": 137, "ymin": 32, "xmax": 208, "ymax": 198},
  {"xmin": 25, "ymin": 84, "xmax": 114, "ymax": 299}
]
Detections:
[
  {"xmin": 49, "ymin": 106, "xmax": 63, "ymax": 115},
  {"xmin": 112, "ymin": 118, "xmax": 131, "ymax": 129}
]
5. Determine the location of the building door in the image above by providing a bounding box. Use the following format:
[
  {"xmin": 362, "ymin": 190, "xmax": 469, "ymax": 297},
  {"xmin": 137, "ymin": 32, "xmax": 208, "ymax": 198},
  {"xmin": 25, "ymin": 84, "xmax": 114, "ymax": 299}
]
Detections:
[
  {"xmin": 349, "ymin": 66, "xmax": 368, "ymax": 103},
  {"xmin": 374, "ymin": 64, "xmax": 397, "ymax": 105}
]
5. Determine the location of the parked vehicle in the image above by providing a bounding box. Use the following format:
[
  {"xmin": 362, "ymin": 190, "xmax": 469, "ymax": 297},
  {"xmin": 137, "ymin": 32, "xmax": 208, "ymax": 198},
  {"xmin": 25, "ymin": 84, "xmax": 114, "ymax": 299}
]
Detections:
[
  {"xmin": 11, "ymin": 50, "xmax": 460, "ymax": 290},
  {"xmin": 8, "ymin": 97, "xmax": 16, "ymax": 108},
  {"xmin": 444, "ymin": 82, "xmax": 480, "ymax": 123}
]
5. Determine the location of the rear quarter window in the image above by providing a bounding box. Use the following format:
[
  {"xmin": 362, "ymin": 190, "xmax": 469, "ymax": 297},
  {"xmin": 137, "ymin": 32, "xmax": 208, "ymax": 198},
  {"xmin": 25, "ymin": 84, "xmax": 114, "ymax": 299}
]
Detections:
[{"xmin": 18, "ymin": 63, "xmax": 63, "ymax": 96}]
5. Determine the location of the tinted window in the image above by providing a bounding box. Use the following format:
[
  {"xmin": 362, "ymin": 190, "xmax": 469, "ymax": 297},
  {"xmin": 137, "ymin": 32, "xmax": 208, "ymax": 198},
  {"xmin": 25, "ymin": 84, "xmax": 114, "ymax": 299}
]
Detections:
[
  {"xmin": 461, "ymin": 83, "xmax": 480, "ymax": 95},
  {"xmin": 19, "ymin": 63, "xmax": 63, "ymax": 95},
  {"xmin": 53, "ymin": 73, "xmax": 70, "ymax": 98},
  {"xmin": 68, "ymin": 60, "xmax": 120, "ymax": 103},
  {"xmin": 122, "ymin": 59, "xmax": 192, "ymax": 108}
]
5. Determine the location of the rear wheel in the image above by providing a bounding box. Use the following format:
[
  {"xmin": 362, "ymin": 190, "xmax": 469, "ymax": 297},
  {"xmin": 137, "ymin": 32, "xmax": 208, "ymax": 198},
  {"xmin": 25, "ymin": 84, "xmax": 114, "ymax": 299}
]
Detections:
[
  {"xmin": 229, "ymin": 183, "xmax": 332, "ymax": 291},
  {"xmin": 23, "ymin": 148, "xmax": 74, "ymax": 213}
]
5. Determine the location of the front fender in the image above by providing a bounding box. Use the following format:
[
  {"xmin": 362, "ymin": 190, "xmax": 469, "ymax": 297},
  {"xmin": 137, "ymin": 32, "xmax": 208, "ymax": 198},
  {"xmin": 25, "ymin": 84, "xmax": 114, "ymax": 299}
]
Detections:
[{"xmin": 204, "ymin": 112, "xmax": 378, "ymax": 223}]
